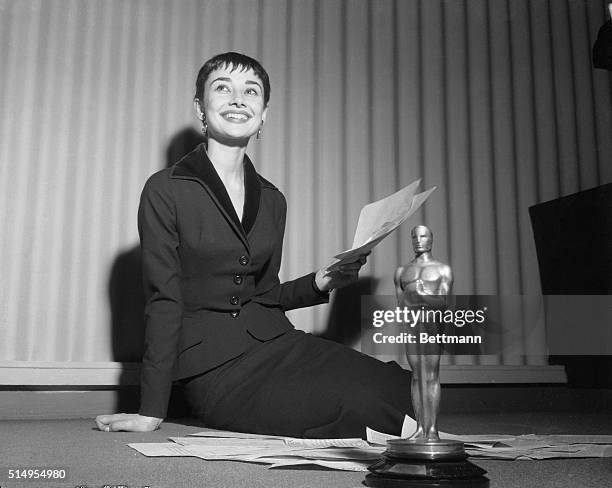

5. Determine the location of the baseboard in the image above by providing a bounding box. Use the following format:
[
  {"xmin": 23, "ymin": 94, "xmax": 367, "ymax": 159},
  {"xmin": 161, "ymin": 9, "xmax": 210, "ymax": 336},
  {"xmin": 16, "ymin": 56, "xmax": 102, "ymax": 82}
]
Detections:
[
  {"xmin": 0, "ymin": 361, "xmax": 141, "ymax": 385},
  {"xmin": 0, "ymin": 361, "xmax": 567, "ymax": 385},
  {"xmin": 441, "ymin": 364, "xmax": 567, "ymax": 383},
  {"xmin": 440, "ymin": 385, "xmax": 612, "ymax": 414}
]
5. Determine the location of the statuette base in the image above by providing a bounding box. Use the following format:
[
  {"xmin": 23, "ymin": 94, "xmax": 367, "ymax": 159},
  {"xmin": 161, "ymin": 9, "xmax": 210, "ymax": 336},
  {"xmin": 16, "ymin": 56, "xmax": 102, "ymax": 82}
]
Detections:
[{"xmin": 365, "ymin": 439, "xmax": 488, "ymax": 487}]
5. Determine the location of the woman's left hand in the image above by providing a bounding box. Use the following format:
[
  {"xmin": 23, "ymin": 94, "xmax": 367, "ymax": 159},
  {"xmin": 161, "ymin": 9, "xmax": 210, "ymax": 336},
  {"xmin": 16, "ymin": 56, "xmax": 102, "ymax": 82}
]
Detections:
[
  {"xmin": 95, "ymin": 413, "xmax": 163, "ymax": 432},
  {"xmin": 314, "ymin": 253, "xmax": 369, "ymax": 292}
]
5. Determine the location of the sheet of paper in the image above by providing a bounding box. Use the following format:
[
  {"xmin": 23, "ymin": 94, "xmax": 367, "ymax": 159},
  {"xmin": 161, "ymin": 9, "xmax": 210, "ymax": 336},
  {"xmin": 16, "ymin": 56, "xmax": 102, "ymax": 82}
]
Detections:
[
  {"xmin": 128, "ymin": 442, "xmax": 198, "ymax": 457},
  {"xmin": 326, "ymin": 182, "xmax": 436, "ymax": 271},
  {"xmin": 401, "ymin": 414, "xmax": 417, "ymax": 437},
  {"xmin": 266, "ymin": 458, "xmax": 371, "ymax": 471},
  {"xmin": 463, "ymin": 438, "xmax": 612, "ymax": 460},
  {"xmin": 467, "ymin": 444, "xmax": 612, "ymax": 460},
  {"xmin": 367, "ymin": 414, "xmax": 430, "ymax": 445},
  {"xmin": 441, "ymin": 433, "xmax": 520, "ymax": 443},
  {"xmin": 268, "ymin": 447, "xmax": 383, "ymax": 461},
  {"xmin": 189, "ymin": 428, "xmax": 288, "ymax": 440},
  {"xmin": 352, "ymin": 180, "xmax": 422, "ymax": 249},
  {"xmin": 518, "ymin": 434, "xmax": 612, "ymax": 445},
  {"xmin": 171, "ymin": 437, "xmax": 380, "ymax": 461},
  {"xmin": 284, "ymin": 438, "xmax": 370, "ymax": 449},
  {"xmin": 171, "ymin": 436, "xmax": 285, "ymax": 448},
  {"xmin": 167, "ymin": 438, "xmax": 307, "ymax": 461},
  {"xmin": 187, "ymin": 431, "xmax": 369, "ymax": 449},
  {"xmin": 169, "ymin": 445, "xmax": 296, "ymax": 461},
  {"xmin": 268, "ymin": 458, "xmax": 371, "ymax": 471}
]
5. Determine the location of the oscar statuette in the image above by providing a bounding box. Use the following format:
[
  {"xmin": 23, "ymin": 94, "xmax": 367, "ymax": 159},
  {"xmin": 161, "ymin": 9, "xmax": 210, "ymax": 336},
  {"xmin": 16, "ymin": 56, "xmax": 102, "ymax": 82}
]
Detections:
[{"xmin": 365, "ymin": 226, "xmax": 488, "ymax": 487}]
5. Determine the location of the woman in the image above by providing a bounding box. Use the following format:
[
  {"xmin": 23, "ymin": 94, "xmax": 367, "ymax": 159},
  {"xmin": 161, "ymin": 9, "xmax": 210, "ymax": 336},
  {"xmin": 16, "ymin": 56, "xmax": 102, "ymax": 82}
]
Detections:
[{"xmin": 96, "ymin": 52, "xmax": 412, "ymax": 438}]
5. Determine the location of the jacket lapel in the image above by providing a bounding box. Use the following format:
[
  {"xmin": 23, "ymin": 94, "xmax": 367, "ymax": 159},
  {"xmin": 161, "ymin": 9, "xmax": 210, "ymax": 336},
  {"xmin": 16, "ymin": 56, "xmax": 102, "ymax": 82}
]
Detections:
[
  {"xmin": 170, "ymin": 144, "xmax": 262, "ymax": 251},
  {"xmin": 242, "ymin": 155, "xmax": 261, "ymax": 236}
]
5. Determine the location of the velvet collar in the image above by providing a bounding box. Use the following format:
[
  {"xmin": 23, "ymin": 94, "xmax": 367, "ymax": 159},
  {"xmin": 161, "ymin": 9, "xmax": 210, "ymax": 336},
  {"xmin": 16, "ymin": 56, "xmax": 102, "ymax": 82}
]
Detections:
[{"xmin": 171, "ymin": 143, "xmax": 273, "ymax": 246}]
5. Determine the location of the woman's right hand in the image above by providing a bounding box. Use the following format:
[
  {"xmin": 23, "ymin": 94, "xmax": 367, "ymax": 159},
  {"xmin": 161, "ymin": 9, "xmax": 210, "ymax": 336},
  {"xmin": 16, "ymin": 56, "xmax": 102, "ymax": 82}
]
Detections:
[{"xmin": 95, "ymin": 413, "xmax": 163, "ymax": 432}]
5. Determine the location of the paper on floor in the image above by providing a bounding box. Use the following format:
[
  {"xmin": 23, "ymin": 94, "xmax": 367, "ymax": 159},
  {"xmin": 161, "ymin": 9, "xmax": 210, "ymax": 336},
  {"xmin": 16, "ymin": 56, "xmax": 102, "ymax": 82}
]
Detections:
[
  {"xmin": 188, "ymin": 428, "xmax": 369, "ymax": 448},
  {"xmin": 129, "ymin": 414, "xmax": 612, "ymax": 469},
  {"xmin": 188, "ymin": 428, "xmax": 287, "ymax": 440},
  {"xmin": 127, "ymin": 442, "xmax": 199, "ymax": 457},
  {"xmin": 283, "ymin": 437, "xmax": 370, "ymax": 449}
]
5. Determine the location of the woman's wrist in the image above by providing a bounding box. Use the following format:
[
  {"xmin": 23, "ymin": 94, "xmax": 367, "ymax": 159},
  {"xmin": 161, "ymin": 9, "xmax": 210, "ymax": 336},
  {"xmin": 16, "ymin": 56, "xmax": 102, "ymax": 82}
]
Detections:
[
  {"xmin": 312, "ymin": 272, "xmax": 332, "ymax": 296},
  {"xmin": 142, "ymin": 415, "xmax": 164, "ymax": 426}
]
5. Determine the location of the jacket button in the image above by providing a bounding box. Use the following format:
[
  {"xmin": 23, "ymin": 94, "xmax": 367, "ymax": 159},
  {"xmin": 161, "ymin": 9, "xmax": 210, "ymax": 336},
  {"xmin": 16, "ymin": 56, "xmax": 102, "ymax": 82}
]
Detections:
[
  {"xmin": 230, "ymin": 296, "xmax": 239, "ymax": 305},
  {"xmin": 233, "ymin": 274, "xmax": 243, "ymax": 285},
  {"xmin": 230, "ymin": 310, "xmax": 240, "ymax": 318},
  {"xmin": 239, "ymin": 255, "xmax": 249, "ymax": 266}
]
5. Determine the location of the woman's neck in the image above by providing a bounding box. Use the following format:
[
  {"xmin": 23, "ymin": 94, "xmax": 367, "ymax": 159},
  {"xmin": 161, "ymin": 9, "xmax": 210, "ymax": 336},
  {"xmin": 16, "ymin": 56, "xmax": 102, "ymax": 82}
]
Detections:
[{"xmin": 206, "ymin": 138, "xmax": 246, "ymax": 185}]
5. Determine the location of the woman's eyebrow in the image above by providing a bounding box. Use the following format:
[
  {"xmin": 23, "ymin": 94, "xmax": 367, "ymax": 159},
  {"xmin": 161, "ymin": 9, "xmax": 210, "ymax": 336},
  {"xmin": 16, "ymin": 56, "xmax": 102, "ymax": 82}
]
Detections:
[
  {"xmin": 245, "ymin": 80, "xmax": 262, "ymax": 90},
  {"xmin": 210, "ymin": 76, "xmax": 232, "ymax": 84}
]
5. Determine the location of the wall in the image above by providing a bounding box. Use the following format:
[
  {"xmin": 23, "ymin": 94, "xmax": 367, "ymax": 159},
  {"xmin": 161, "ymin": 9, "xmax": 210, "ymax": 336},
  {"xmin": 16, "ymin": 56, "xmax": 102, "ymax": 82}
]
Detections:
[{"xmin": 1, "ymin": 0, "xmax": 610, "ymax": 382}]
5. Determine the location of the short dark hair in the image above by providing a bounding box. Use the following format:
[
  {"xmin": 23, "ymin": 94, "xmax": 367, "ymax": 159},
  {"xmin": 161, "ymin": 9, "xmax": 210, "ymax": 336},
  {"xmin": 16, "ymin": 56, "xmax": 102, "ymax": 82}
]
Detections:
[{"xmin": 194, "ymin": 52, "xmax": 270, "ymax": 106}]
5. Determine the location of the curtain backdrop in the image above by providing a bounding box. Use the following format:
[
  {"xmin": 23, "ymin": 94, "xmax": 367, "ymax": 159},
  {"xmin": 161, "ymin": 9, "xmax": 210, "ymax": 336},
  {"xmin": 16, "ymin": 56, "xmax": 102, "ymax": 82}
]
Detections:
[{"xmin": 1, "ymin": 0, "xmax": 611, "ymax": 374}]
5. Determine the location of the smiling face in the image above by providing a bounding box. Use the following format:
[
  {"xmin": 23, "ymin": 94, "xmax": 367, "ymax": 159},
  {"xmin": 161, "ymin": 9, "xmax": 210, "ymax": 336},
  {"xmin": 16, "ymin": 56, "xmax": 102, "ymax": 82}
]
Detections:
[{"xmin": 195, "ymin": 64, "xmax": 268, "ymax": 145}]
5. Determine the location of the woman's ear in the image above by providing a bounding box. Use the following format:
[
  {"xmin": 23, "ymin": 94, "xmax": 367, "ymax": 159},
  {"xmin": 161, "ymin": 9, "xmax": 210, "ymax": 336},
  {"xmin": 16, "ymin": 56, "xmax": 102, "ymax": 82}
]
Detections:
[
  {"xmin": 194, "ymin": 98, "xmax": 204, "ymax": 120},
  {"xmin": 261, "ymin": 105, "xmax": 269, "ymax": 125}
]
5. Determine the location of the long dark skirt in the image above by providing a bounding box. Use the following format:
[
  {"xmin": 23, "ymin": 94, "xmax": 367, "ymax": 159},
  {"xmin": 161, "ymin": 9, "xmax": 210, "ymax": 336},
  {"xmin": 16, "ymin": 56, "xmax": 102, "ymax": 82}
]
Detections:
[{"xmin": 182, "ymin": 329, "xmax": 413, "ymax": 439}]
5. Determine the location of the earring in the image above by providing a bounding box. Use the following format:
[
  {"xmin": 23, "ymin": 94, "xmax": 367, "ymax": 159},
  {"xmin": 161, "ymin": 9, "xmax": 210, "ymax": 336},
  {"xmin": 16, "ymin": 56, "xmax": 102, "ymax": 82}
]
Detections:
[
  {"xmin": 256, "ymin": 124, "xmax": 263, "ymax": 140},
  {"xmin": 201, "ymin": 119, "xmax": 207, "ymax": 136}
]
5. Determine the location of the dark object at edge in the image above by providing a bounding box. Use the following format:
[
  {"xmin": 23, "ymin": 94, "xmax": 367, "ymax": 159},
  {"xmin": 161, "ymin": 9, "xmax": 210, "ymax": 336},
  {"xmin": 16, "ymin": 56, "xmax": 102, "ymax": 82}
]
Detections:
[{"xmin": 593, "ymin": 20, "xmax": 612, "ymax": 71}]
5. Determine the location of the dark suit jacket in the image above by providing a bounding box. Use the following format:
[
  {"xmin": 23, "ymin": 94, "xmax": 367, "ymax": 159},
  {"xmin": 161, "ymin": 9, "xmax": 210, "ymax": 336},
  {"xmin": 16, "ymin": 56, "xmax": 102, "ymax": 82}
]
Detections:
[{"xmin": 137, "ymin": 144, "xmax": 329, "ymax": 418}]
